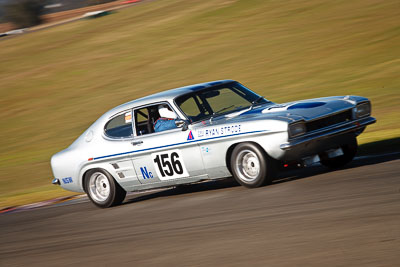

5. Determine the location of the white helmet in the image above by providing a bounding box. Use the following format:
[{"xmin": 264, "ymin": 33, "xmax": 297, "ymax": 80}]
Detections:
[{"xmin": 158, "ymin": 105, "xmax": 177, "ymax": 119}]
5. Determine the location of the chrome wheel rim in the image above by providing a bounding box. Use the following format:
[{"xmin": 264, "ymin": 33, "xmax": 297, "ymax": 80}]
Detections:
[
  {"xmin": 235, "ymin": 149, "xmax": 260, "ymax": 182},
  {"xmin": 88, "ymin": 172, "xmax": 110, "ymax": 202}
]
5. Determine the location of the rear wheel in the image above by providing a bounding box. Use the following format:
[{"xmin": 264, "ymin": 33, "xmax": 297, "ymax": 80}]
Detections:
[
  {"xmin": 320, "ymin": 137, "xmax": 358, "ymax": 168},
  {"xmin": 230, "ymin": 143, "xmax": 276, "ymax": 188},
  {"xmin": 85, "ymin": 169, "xmax": 126, "ymax": 208}
]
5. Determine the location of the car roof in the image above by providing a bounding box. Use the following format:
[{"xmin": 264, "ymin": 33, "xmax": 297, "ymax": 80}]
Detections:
[{"xmin": 106, "ymin": 79, "xmax": 235, "ymax": 117}]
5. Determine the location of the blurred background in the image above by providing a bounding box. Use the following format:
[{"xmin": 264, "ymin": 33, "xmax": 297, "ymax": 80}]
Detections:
[{"xmin": 0, "ymin": 0, "xmax": 399, "ymax": 208}]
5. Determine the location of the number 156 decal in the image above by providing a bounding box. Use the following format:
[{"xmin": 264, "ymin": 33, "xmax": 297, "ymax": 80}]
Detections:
[{"xmin": 151, "ymin": 150, "xmax": 189, "ymax": 180}]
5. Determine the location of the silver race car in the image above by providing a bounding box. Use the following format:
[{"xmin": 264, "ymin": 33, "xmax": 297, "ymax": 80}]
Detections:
[{"xmin": 51, "ymin": 80, "xmax": 376, "ymax": 208}]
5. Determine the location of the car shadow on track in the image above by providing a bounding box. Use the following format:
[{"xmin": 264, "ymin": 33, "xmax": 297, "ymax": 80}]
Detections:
[
  {"xmin": 274, "ymin": 151, "xmax": 399, "ymax": 184},
  {"xmin": 123, "ymin": 178, "xmax": 240, "ymax": 205},
  {"xmin": 123, "ymin": 152, "xmax": 400, "ymax": 205}
]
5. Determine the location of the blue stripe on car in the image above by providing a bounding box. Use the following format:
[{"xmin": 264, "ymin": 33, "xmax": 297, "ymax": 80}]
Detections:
[{"xmin": 93, "ymin": 130, "xmax": 267, "ymax": 161}]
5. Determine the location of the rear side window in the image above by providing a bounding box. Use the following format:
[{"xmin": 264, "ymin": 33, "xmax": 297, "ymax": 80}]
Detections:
[{"xmin": 104, "ymin": 111, "xmax": 133, "ymax": 138}]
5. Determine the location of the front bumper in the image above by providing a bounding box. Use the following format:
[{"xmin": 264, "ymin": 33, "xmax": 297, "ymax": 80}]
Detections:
[{"xmin": 280, "ymin": 116, "xmax": 376, "ymax": 151}]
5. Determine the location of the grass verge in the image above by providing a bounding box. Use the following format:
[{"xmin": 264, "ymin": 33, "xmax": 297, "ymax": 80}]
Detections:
[{"xmin": 0, "ymin": 0, "xmax": 399, "ymax": 208}]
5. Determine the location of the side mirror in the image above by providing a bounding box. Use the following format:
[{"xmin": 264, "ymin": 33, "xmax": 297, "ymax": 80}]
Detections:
[{"xmin": 175, "ymin": 119, "xmax": 189, "ymax": 131}]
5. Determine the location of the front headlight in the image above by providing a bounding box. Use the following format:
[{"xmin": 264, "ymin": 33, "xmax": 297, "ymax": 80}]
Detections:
[
  {"xmin": 353, "ymin": 102, "xmax": 371, "ymax": 119},
  {"xmin": 288, "ymin": 122, "xmax": 306, "ymax": 138}
]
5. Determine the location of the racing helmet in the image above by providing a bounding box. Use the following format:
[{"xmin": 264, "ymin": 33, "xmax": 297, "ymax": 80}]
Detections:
[{"xmin": 158, "ymin": 105, "xmax": 177, "ymax": 119}]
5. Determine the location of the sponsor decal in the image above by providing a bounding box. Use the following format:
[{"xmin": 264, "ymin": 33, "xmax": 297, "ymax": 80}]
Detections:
[
  {"xmin": 201, "ymin": 146, "xmax": 210, "ymax": 153},
  {"xmin": 140, "ymin": 167, "xmax": 154, "ymax": 179},
  {"xmin": 62, "ymin": 177, "xmax": 73, "ymax": 184},
  {"xmin": 125, "ymin": 112, "xmax": 132, "ymax": 123},
  {"xmin": 197, "ymin": 124, "xmax": 241, "ymax": 138},
  {"xmin": 187, "ymin": 130, "xmax": 194, "ymax": 140}
]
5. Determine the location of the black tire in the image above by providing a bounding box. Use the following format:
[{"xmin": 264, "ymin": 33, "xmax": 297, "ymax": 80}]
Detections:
[
  {"xmin": 84, "ymin": 169, "xmax": 126, "ymax": 208},
  {"xmin": 320, "ymin": 137, "xmax": 358, "ymax": 169},
  {"xmin": 230, "ymin": 143, "xmax": 276, "ymax": 188}
]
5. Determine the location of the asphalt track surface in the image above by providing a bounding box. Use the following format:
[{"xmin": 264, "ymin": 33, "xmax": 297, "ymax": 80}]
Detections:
[{"xmin": 1, "ymin": 154, "xmax": 399, "ymax": 266}]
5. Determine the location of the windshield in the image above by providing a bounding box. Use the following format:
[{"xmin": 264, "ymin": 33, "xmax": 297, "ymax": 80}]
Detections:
[{"xmin": 175, "ymin": 81, "xmax": 269, "ymax": 123}]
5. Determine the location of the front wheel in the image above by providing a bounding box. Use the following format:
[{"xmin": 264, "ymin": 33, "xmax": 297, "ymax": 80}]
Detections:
[
  {"xmin": 84, "ymin": 169, "xmax": 126, "ymax": 208},
  {"xmin": 230, "ymin": 143, "xmax": 276, "ymax": 188},
  {"xmin": 320, "ymin": 137, "xmax": 358, "ymax": 168}
]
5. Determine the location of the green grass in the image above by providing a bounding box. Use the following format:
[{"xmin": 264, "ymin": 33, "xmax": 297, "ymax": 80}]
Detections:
[{"xmin": 0, "ymin": 0, "xmax": 399, "ymax": 208}]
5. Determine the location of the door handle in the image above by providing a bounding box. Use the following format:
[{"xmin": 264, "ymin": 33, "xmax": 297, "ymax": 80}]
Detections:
[{"xmin": 131, "ymin": 140, "xmax": 143, "ymax": 146}]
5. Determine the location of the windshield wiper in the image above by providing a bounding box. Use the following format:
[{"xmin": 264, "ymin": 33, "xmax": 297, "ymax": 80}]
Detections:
[
  {"xmin": 213, "ymin": 105, "xmax": 234, "ymax": 116},
  {"xmin": 209, "ymin": 105, "xmax": 234, "ymax": 122},
  {"xmin": 252, "ymin": 96, "xmax": 264, "ymax": 105},
  {"xmin": 251, "ymin": 96, "xmax": 268, "ymax": 110}
]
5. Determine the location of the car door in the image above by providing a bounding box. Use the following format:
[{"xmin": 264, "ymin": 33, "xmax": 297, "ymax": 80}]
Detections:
[
  {"xmin": 101, "ymin": 109, "xmax": 141, "ymax": 189},
  {"xmin": 130, "ymin": 103, "xmax": 207, "ymax": 185}
]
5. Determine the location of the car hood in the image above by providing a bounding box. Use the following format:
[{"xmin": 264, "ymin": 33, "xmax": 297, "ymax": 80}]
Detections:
[{"xmin": 196, "ymin": 95, "xmax": 365, "ymax": 126}]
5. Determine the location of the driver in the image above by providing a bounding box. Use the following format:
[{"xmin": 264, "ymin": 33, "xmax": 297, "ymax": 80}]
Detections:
[{"xmin": 154, "ymin": 105, "xmax": 178, "ymax": 132}]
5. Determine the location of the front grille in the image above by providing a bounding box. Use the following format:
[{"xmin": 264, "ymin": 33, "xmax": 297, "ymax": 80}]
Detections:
[{"xmin": 306, "ymin": 109, "xmax": 352, "ymax": 132}]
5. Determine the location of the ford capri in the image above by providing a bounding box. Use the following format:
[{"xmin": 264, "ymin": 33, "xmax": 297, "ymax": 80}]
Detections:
[{"xmin": 51, "ymin": 80, "xmax": 376, "ymax": 208}]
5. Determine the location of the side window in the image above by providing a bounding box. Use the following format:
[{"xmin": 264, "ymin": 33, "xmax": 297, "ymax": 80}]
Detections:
[
  {"xmin": 135, "ymin": 107, "xmax": 152, "ymax": 136},
  {"xmin": 134, "ymin": 103, "xmax": 178, "ymax": 135},
  {"xmin": 136, "ymin": 108, "xmax": 149, "ymax": 125},
  {"xmin": 104, "ymin": 111, "xmax": 133, "ymax": 138}
]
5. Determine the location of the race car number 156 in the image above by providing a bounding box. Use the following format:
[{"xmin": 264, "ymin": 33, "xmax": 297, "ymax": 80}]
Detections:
[{"xmin": 151, "ymin": 150, "xmax": 189, "ymax": 180}]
